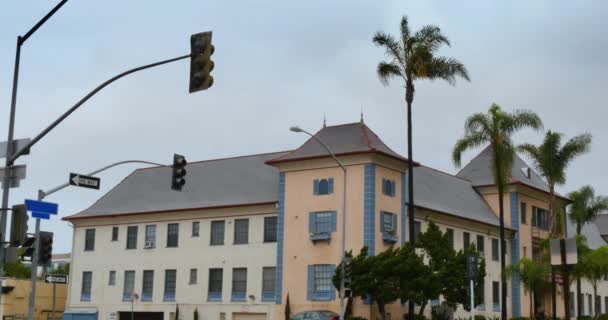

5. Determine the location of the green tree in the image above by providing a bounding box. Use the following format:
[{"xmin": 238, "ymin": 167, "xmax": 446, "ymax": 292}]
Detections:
[
  {"xmin": 579, "ymin": 246, "xmax": 608, "ymax": 318},
  {"xmin": 518, "ymin": 131, "xmax": 592, "ymax": 235},
  {"xmin": 373, "ymin": 17, "xmax": 469, "ymax": 285},
  {"xmin": 441, "ymin": 245, "xmax": 486, "ymax": 312},
  {"xmin": 193, "ymin": 308, "xmax": 199, "ymax": 320},
  {"xmin": 4, "ymin": 261, "xmax": 31, "ymax": 279},
  {"xmin": 48, "ymin": 263, "xmax": 70, "ymax": 276},
  {"xmin": 453, "ymin": 104, "xmax": 543, "ymax": 319},
  {"xmin": 507, "ymin": 258, "xmax": 549, "ymax": 318}
]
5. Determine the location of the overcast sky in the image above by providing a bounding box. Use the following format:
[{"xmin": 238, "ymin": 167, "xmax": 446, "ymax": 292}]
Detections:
[{"xmin": 1, "ymin": 1, "xmax": 607, "ymax": 253}]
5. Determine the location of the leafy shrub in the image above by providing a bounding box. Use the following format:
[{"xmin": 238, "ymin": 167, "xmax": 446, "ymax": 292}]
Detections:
[{"xmin": 346, "ymin": 317, "xmax": 367, "ymax": 320}]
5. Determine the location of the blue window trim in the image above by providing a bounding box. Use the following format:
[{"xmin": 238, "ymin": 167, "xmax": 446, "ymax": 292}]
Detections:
[
  {"xmin": 364, "ymin": 164, "xmax": 376, "ymax": 255},
  {"xmin": 275, "ymin": 173, "xmax": 285, "ymax": 304},
  {"xmin": 163, "ymin": 292, "xmax": 175, "ymax": 302},
  {"xmin": 401, "ymin": 172, "xmax": 406, "ymax": 244},
  {"xmin": 380, "ymin": 211, "xmax": 398, "ymax": 243},
  {"xmin": 231, "ymin": 292, "xmax": 246, "ymax": 302},
  {"xmin": 309, "ymin": 211, "xmax": 337, "ymax": 241},
  {"xmin": 477, "ymin": 304, "xmax": 486, "ymax": 311},
  {"xmin": 80, "ymin": 293, "xmax": 91, "ymax": 302},
  {"xmin": 141, "ymin": 293, "xmax": 152, "ymax": 302},
  {"xmin": 493, "ymin": 302, "xmax": 500, "ymax": 312},
  {"xmin": 307, "ymin": 264, "xmax": 336, "ymax": 302},
  {"xmin": 262, "ymin": 291, "xmax": 275, "ymax": 302},
  {"xmin": 312, "ymin": 291, "xmax": 334, "ymax": 301},
  {"xmin": 207, "ymin": 292, "xmax": 222, "ymax": 302},
  {"xmin": 510, "ymin": 192, "xmax": 521, "ymax": 317},
  {"xmin": 313, "ymin": 178, "xmax": 334, "ymax": 195}
]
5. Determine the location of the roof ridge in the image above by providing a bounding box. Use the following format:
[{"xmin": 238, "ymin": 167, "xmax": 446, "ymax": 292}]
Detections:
[
  {"xmin": 418, "ymin": 165, "xmax": 473, "ymax": 182},
  {"xmin": 456, "ymin": 144, "xmax": 492, "ymax": 176},
  {"xmin": 360, "ymin": 122, "xmax": 374, "ymax": 150},
  {"xmin": 136, "ymin": 150, "xmax": 291, "ymax": 171}
]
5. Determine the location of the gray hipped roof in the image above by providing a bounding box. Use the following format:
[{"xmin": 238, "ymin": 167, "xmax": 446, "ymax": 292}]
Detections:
[
  {"xmin": 565, "ymin": 213, "xmax": 607, "ymax": 249},
  {"xmin": 65, "ymin": 152, "xmax": 287, "ymax": 219},
  {"xmin": 457, "ymin": 146, "xmax": 553, "ymax": 194},
  {"xmin": 593, "ymin": 214, "xmax": 608, "ymax": 237},
  {"xmin": 409, "ymin": 166, "xmax": 501, "ymax": 227},
  {"xmin": 267, "ymin": 122, "xmax": 410, "ymax": 164}
]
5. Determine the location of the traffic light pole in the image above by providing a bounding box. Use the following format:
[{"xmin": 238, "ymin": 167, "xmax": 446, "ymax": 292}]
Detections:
[{"xmin": 0, "ymin": 1, "xmax": 69, "ymax": 309}]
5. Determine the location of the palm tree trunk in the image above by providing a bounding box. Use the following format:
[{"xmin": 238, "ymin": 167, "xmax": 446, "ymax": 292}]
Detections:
[
  {"xmin": 377, "ymin": 299, "xmax": 388, "ymax": 320},
  {"xmin": 418, "ymin": 301, "xmax": 427, "ymax": 316},
  {"xmin": 405, "ymin": 78, "xmax": 416, "ymax": 320},
  {"xmin": 594, "ymin": 285, "xmax": 598, "ymax": 319},
  {"xmin": 577, "ymin": 223, "xmax": 582, "ymax": 319},
  {"xmin": 530, "ymin": 289, "xmax": 534, "ymax": 319}
]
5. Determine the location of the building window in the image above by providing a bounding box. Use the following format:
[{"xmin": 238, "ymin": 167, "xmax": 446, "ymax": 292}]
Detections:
[
  {"xmin": 84, "ymin": 229, "xmax": 95, "ymax": 251},
  {"xmin": 520, "ymin": 202, "xmax": 527, "ymax": 225},
  {"xmin": 382, "ymin": 178, "xmax": 396, "ymax": 197},
  {"xmin": 262, "ymin": 267, "xmax": 276, "ymax": 301},
  {"xmin": 123, "ymin": 270, "xmax": 135, "ymax": 301},
  {"xmin": 164, "ymin": 270, "xmax": 177, "ymax": 301},
  {"xmin": 464, "ymin": 232, "xmax": 470, "ymax": 249},
  {"xmin": 492, "ymin": 238, "xmax": 499, "ymax": 261},
  {"xmin": 309, "ymin": 264, "xmax": 335, "ymax": 301},
  {"xmin": 532, "ymin": 206, "xmax": 549, "ymax": 230},
  {"xmin": 111, "ymin": 227, "xmax": 119, "ymax": 241},
  {"xmin": 314, "ymin": 178, "xmax": 334, "ymax": 195},
  {"xmin": 208, "ymin": 268, "xmax": 223, "ymax": 301},
  {"xmin": 309, "ymin": 212, "xmax": 337, "ymax": 241},
  {"xmin": 192, "ymin": 221, "xmax": 200, "ymax": 237},
  {"xmin": 231, "ymin": 268, "xmax": 247, "ymax": 301},
  {"xmin": 588, "ymin": 294, "xmax": 593, "ymax": 316},
  {"xmin": 447, "ymin": 229, "xmax": 454, "ymax": 249},
  {"xmin": 263, "ymin": 216, "xmax": 278, "ymax": 242},
  {"xmin": 210, "ymin": 221, "xmax": 225, "ymax": 245},
  {"xmin": 380, "ymin": 211, "xmax": 397, "ymax": 243},
  {"xmin": 188, "ymin": 268, "xmax": 198, "ymax": 285},
  {"xmin": 81, "ymin": 271, "xmax": 92, "ymax": 301},
  {"xmin": 477, "ymin": 281, "xmax": 485, "ymax": 310},
  {"xmin": 167, "ymin": 223, "xmax": 179, "ymax": 248},
  {"xmin": 144, "ymin": 225, "xmax": 156, "ymax": 248},
  {"xmin": 477, "ymin": 235, "xmax": 484, "ymax": 254},
  {"xmin": 126, "ymin": 226, "xmax": 138, "ymax": 249},
  {"xmin": 492, "ymin": 281, "xmax": 500, "ymax": 312},
  {"xmin": 414, "ymin": 221, "xmax": 422, "ymax": 240},
  {"xmin": 523, "ymin": 246, "xmax": 528, "ymax": 258},
  {"xmin": 108, "ymin": 271, "xmax": 116, "ymax": 286},
  {"xmin": 142, "ymin": 270, "xmax": 154, "ymax": 302},
  {"xmin": 234, "ymin": 219, "xmax": 249, "ymax": 244},
  {"xmin": 605, "ymin": 297, "xmax": 608, "ymax": 315},
  {"xmin": 570, "ymin": 292, "xmax": 576, "ymax": 317}
]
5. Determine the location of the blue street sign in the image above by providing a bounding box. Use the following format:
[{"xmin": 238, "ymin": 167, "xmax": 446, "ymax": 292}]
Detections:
[
  {"xmin": 31, "ymin": 212, "xmax": 50, "ymax": 220},
  {"xmin": 24, "ymin": 199, "xmax": 58, "ymax": 215}
]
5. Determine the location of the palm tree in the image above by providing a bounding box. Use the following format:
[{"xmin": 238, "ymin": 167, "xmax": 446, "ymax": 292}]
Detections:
[
  {"xmin": 373, "ymin": 19, "xmax": 469, "ymax": 316},
  {"xmin": 507, "ymin": 258, "xmax": 550, "ymax": 318},
  {"xmin": 517, "ymin": 131, "xmax": 591, "ymax": 317},
  {"xmin": 453, "ymin": 104, "xmax": 542, "ymax": 320},
  {"xmin": 518, "ymin": 131, "xmax": 592, "ymax": 236},
  {"xmin": 568, "ymin": 185, "xmax": 608, "ymax": 318},
  {"xmin": 579, "ymin": 246, "xmax": 608, "ymax": 319}
]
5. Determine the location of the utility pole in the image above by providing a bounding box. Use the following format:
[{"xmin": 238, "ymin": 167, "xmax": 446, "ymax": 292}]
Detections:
[{"xmin": 0, "ymin": 1, "xmax": 68, "ymax": 310}]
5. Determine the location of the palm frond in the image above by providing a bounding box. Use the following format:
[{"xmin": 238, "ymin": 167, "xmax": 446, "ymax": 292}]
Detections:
[
  {"xmin": 400, "ymin": 16, "xmax": 411, "ymax": 49},
  {"xmin": 373, "ymin": 32, "xmax": 404, "ymax": 66},
  {"xmin": 517, "ymin": 143, "xmax": 540, "ymax": 161},
  {"xmin": 452, "ymin": 131, "xmax": 488, "ymax": 168},
  {"xmin": 464, "ymin": 112, "xmax": 490, "ymax": 137},
  {"xmin": 559, "ymin": 133, "xmax": 592, "ymax": 166},
  {"xmin": 425, "ymin": 56, "xmax": 470, "ymax": 85},
  {"xmin": 503, "ymin": 109, "xmax": 543, "ymax": 135},
  {"xmin": 377, "ymin": 62, "xmax": 404, "ymax": 86},
  {"xmin": 414, "ymin": 25, "xmax": 450, "ymax": 52}
]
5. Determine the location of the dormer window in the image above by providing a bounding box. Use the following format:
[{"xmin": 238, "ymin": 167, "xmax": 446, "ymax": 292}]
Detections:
[
  {"xmin": 313, "ymin": 178, "xmax": 334, "ymax": 195},
  {"xmin": 382, "ymin": 178, "xmax": 396, "ymax": 197},
  {"xmin": 521, "ymin": 167, "xmax": 531, "ymax": 179}
]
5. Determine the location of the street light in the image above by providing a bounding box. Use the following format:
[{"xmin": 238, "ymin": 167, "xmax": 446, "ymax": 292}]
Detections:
[{"xmin": 290, "ymin": 126, "xmax": 348, "ymax": 320}]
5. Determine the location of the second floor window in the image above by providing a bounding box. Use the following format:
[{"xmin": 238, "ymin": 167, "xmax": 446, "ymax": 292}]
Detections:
[
  {"xmin": 463, "ymin": 232, "xmax": 470, "ymax": 249},
  {"xmin": 111, "ymin": 227, "xmax": 118, "ymax": 241},
  {"xmin": 164, "ymin": 270, "xmax": 176, "ymax": 301},
  {"xmin": 309, "ymin": 212, "xmax": 336, "ymax": 235},
  {"xmin": 192, "ymin": 221, "xmax": 200, "ymax": 237},
  {"xmin": 520, "ymin": 202, "xmax": 527, "ymax": 225},
  {"xmin": 313, "ymin": 178, "xmax": 334, "ymax": 195},
  {"xmin": 447, "ymin": 229, "xmax": 454, "ymax": 249},
  {"xmin": 123, "ymin": 271, "xmax": 135, "ymax": 301},
  {"xmin": 167, "ymin": 223, "xmax": 179, "ymax": 248},
  {"xmin": 189, "ymin": 268, "xmax": 198, "ymax": 284},
  {"xmin": 414, "ymin": 221, "xmax": 422, "ymax": 240},
  {"xmin": 126, "ymin": 226, "xmax": 138, "ymax": 249},
  {"xmin": 231, "ymin": 268, "xmax": 247, "ymax": 301},
  {"xmin": 492, "ymin": 238, "xmax": 499, "ymax": 261},
  {"xmin": 234, "ymin": 219, "xmax": 249, "ymax": 244},
  {"xmin": 142, "ymin": 270, "xmax": 154, "ymax": 301},
  {"xmin": 382, "ymin": 178, "xmax": 396, "ymax": 196},
  {"xmin": 210, "ymin": 221, "xmax": 225, "ymax": 245},
  {"xmin": 263, "ymin": 216, "xmax": 278, "ymax": 242},
  {"xmin": 532, "ymin": 207, "xmax": 549, "ymax": 230},
  {"xmin": 208, "ymin": 268, "xmax": 223, "ymax": 301},
  {"xmin": 262, "ymin": 267, "xmax": 276, "ymax": 301},
  {"xmin": 477, "ymin": 235, "xmax": 485, "ymax": 254},
  {"xmin": 84, "ymin": 229, "xmax": 95, "ymax": 251},
  {"xmin": 108, "ymin": 270, "xmax": 116, "ymax": 286},
  {"xmin": 81, "ymin": 271, "xmax": 92, "ymax": 301},
  {"xmin": 145, "ymin": 225, "xmax": 156, "ymax": 248}
]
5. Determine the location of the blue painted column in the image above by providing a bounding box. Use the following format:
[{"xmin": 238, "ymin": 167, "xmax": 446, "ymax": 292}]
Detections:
[
  {"xmin": 275, "ymin": 173, "xmax": 286, "ymax": 304},
  {"xmin": 363, "ymin": 164, "xmax": 376, "ymax": 255},
  {"xmin": 510, "ymin": 192, "xmax": 521, "ymax": 317},
  {"xmin": 401, "ymin": 172, "xmax": 407, "ymax": 245}
]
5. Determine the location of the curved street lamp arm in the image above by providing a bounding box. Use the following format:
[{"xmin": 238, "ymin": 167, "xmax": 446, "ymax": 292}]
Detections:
[{"xmin": 300, "ymin": 129, "xmax": 346, "ymax": 172}]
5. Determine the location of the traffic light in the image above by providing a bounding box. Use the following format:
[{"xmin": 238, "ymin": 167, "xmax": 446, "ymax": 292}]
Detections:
[
  {"xmin": 37, "ymin": 231, "xmax": 53, "ymax": 266},
  {"xmin": 9, "ymin": 204, "xmax": 28, "ymax": 247},
  {"xmin": 343, "ymin": 256, "xmax": 353, "ymax": 286},
  {"xmin": 171, "ymin": 154, "xmax": 187, "ymax": 191},
  {"xmin": 189, "ymin": 31, "xmax": 214, "ymax": 93}
]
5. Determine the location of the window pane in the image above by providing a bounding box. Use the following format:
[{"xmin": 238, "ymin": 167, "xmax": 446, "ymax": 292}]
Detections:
[
  {"xmin": 492, "ymin": 238, "xmax": 499, "ymax": 261},
  {"xmin": 167, "ymin": 223, "xmax": 179, "ymax": 247},
  {"xmin": 126, "ymin": 226, "xmax": 138, "ymax": 249},
  {"xmin": 264, "ymin": 217, "xmax": 278, "ymax": 242},
  {"xmin": 232, "ymin": 268, "xmax": 247, "ymax": 293},
  {"xmin": 414, "ymin": 221, "xmax": 422, "ymax": 239},
  {"xmin": 464, "ymin": 232, "xmax": 470, "ymax": 249},
  {"xmin": 109, "ymin": 270, "xmax": 116, "ymax": 285},
  {"xmin": 192, "ymin": 221, "xmax": 200, "ymax": 237},
  {"xmin": 145, "ymin": 225, "xmax": 156, "ymax": 248},
  {"xmin": 262, "ymin": 267, "xmax": 276, "ymax": 293},
  {"xmin": 123, "ymin": 271, "xmax": 135, "ymax": 300},
  {"xmin": 81, "ymin": 271, "xmax": 92, "ymax": 301},
  {"xmin": 190, "ymin": 268, "xmax": 197, "ymax": 284},
  {"xmin": 142, "ymin": 270, "xmax": 154, "ymax": 301},
  {"xmin": 234, "ymin": 219, "xmax": 249, "ymax": 244},
  {"xmin": 447, "ymin": 229, "xmax": 454, "ymax": 249},
  {"xmin": 210, "ymin": 221, "xmax": 225, "ymax": 245},
  {"xmin": 318, "ymin": 179, "xmax": 329, "ymax": 195},
  {"xmin": 382, "ymin": 212, "xmax": 394, "ymax": 232},
  {"xmin": 520, "ymin": 202, "xmax": 527, "ymax": 224},
  {"xmin": 477, "ymin": 235, "xmax": 484, "ymax": 253},
  {"xmin": 85, "ymin": 229, "xmax": 95, "ymax": 251},
  {"xmin": 313, "ymin": 265, "xmax": 332, "ymax": 292},
  {"xmin": 112, "ymin": 227, "xmax": 118, "ymax": 241},
  {"xmin": 164, "ymin": 270, "xmax": 176, "ymax": 301},
  {"xmin": 315, "ymin": 212, "xmax": 332, "ymax": 233},
  {"xmin": 209, "ymin": 268, "xmax": 223, "ymax": 293}
]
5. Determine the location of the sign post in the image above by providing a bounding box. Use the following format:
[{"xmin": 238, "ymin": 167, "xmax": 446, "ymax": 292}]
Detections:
[
  {"xmin": 44, "ymin": 274, "xmax": 67, "ymax": 320},
  {"xmin": 467, "ymin": 253, "xmax": 479, "ymax": 320}
]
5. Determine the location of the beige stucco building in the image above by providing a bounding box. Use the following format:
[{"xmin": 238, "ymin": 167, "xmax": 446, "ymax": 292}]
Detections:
[{"xmin": 63, "ymin": 121, "xmax": 608, "ymax": 320}]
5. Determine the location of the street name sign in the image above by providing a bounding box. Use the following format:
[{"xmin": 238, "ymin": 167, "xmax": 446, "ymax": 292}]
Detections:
[
  {"xmin": 44, "ymin": 274, "xmax": 68, "ymax": 284},
  {"xmin": 69, "ymin": 173, "xmax": 100, "ymax": 190},
  {"xmin": 25, "ymin": 199, "xmax": 58, "ymax": 221}
]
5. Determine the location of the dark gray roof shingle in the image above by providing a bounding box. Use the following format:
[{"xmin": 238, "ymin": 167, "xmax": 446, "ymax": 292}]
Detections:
[
  {"xmin": 65, "ymin": 152, "xmax": 287, "ymax": 219},
  {"xmin": 566, "ymin": 213, "xmax": 607, "ymax": 249},
  {"xmin": 409, "ymin": 166, "xmax": 500, "ymax": 227},
  {"xmin": 267, "ymin": 122, "xmax": 408, "ymax": 164}
]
